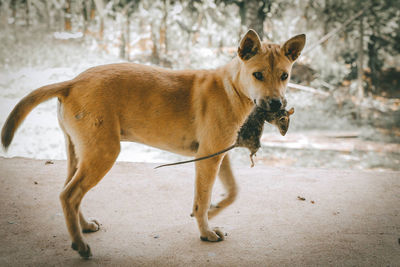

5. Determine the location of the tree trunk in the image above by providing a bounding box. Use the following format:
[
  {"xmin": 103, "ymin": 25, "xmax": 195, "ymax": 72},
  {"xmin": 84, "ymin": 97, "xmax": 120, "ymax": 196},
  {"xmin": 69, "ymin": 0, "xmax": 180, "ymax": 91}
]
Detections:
[
  {"xmin": 246, "ymin": 0, "xmax": 266, "ymax": 39},
  {"xmin": 151, "ymin": 22, "xmax": 160, "ymax": 65},
  {"xmin": 160, "ymin": 0, "xmax": 168, "ymax": 54},
  {"xmin": 90, "ymin": 0, "xmax": 96, "ymax": 21},
  {"xmin": 237, "ymin": 1, "xmax": 245, "ymax": 39},
  {"xmin": 11, "ymin": 0, "xmax": 17, "ymax": 24},
  {"xmin": 94, "ymin": 0, "xmax": 105, "ymax": 40},
  {"xmin": 99, "ymin": 18, "xmax": 104, "ymax": 40},
  {"xmin": 25, "ymin": 0, "xmax": 30, "ymax": 27},
  {"xmin": 237, "ymin": 0, "xmax": 269, "ymax": 40},
  {"xmin": 322, "ymin": 0, "xmax": 331, "ymax": 48},
  {"xmin": 357, "ymin": 15, "xmax": 364, "ymax": 102},
  {"xmin": 367, "ymin": 35, "xmax": 381, "ymax": 94},
  {"xmin": 64, "ymin": 0, "xmax": 72, "ymax": 31},
  {"xmin": 44, "ymin": 0, "xmax": 51, "ymax": 30},
  {"xmin": 126, "ymin": 14, "xmax": 131, "ymax": 60},
  {"xmin": 119, "ymin": 29, "xmax": 126, "ymax": 59},
  {"xmin": 82, "ymin": 0, "xmax": 90, "ymax": 36}
]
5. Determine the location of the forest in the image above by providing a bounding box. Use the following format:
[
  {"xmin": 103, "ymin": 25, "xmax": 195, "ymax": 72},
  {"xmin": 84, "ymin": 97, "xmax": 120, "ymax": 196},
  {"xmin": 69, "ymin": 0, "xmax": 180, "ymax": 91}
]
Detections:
[{"xmin": 0, "ymin": 0, "xmax": 399, "ymax": 170}]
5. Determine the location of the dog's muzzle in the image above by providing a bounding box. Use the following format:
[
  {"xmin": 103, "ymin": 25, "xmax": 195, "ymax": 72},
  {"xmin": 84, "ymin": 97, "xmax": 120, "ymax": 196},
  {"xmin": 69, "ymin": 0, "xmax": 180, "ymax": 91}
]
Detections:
[
  {"xmin": 258, "ymin": 97, "xmax": 286, "ymax": 112},
  {"xmin": 269, "ymin": 98, "xmax": 282, "ymax": 111}
]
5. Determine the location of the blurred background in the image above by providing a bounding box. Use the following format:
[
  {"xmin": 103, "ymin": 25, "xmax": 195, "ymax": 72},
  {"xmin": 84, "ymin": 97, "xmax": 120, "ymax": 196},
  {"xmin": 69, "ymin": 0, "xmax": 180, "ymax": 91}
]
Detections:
[{"xmin": 0, "ymin": 0, "xmax": 399, "ymax": 171}]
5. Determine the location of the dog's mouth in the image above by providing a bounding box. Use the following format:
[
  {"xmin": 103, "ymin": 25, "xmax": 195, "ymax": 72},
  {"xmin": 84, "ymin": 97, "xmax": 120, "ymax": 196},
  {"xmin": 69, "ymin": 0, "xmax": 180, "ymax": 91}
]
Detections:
[{"xmin": 255, "ymin": 97, "xmax": 287, "ymax": 112}]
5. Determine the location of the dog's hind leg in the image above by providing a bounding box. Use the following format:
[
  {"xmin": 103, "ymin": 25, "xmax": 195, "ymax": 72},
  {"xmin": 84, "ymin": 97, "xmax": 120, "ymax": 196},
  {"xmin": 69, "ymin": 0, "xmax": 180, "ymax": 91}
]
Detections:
[
  {"xmin": 60, "ymin": 134, "xmax": 120, "ymax": 258},
  {"xmin": 64, "ymin": 134, "xmax": 100, "ymax": 233},
  {"xmin": 208, "ymin": 154, "xmax": 238, "ymax": 219}
]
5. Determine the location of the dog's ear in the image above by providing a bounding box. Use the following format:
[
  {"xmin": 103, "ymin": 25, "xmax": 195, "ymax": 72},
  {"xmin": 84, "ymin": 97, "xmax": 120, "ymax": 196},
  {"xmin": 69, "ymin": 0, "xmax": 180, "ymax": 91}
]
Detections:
[
  {"xmin": 281, "ymin": 34, "xmax": 306, "ymax": 61},
  {"xmin": 288, "ymin": 107, "xmax": 294, "ymax": 116},
  {"xmin": 238, "ymin": 29, "xmax": 262, "ymax": 61}
]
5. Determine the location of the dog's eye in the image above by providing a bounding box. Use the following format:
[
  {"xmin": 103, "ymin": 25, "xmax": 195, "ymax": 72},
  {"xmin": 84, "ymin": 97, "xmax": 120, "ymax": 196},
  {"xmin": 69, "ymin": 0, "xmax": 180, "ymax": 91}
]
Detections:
[
  {"xmin": 253, "ymin": 72, "xmax": 263, "ymax": 81},
  {"xmin": 281, "ymin": 72, "xmax": 288, "ymax": 81}
]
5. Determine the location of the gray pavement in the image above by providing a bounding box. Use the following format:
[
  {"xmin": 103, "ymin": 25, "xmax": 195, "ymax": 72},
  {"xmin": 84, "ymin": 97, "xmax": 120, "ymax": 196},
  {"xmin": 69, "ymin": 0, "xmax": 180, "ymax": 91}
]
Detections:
[{"xmin": 0, "ymin": 157, "xmax": 399, "ymax": 266}]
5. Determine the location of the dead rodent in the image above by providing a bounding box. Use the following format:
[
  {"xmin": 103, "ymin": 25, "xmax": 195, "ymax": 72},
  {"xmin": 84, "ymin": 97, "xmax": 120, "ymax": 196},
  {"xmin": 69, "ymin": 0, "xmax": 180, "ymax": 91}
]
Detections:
[{"xmin": 155, "ymin": 107, "xmax": 294, "ymax": 169}]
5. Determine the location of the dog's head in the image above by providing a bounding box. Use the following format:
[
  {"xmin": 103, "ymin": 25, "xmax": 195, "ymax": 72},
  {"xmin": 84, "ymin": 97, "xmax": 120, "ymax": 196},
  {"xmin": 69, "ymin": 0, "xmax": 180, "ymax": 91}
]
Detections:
[{"xmin": 237, "ymin": 30, "xmax": 305, "ymax": 112}]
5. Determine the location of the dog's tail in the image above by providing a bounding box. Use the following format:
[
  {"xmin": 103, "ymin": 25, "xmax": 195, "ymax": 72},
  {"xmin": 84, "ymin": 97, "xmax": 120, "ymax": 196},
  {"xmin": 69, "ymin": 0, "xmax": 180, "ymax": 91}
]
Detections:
[
  {"xmin": 1, "ymin": 80, "xmax": 72, "ymax": 149},
  {"xmin": 154, "ymin": 145, "xmax": 236, "ymax": 169}
]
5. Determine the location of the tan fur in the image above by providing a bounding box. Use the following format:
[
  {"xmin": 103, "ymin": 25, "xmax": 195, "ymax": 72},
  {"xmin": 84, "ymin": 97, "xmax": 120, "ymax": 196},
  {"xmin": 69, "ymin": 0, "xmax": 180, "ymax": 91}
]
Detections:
[{"xmin": 1, "ymin": 30, "xmax": 305, "ymax": 258}]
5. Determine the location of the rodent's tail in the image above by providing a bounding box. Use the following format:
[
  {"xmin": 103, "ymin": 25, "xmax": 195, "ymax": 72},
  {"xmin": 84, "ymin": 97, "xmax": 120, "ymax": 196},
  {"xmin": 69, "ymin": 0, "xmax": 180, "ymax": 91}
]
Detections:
[
  {"xmin": 1, "ymin": 81, "xmax": 72, "ymax": 149},
  {"xmin": 154, "ymin": 145, "xmax": 236, "ymax": 169}
]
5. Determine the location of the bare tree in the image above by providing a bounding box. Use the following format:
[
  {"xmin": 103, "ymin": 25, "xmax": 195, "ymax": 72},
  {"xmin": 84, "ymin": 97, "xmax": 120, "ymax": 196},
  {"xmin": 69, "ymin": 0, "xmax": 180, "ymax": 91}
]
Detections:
[{"xmin": 64, "ymin": 0, "xmax": 71, "ymax": 31}]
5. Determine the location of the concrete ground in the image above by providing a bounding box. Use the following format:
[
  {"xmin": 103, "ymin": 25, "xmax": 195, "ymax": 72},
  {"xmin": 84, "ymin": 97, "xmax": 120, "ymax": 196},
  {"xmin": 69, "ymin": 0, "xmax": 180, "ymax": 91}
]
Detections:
[{"xmin": 0, "ymin": 157, "xmax": 399, "ymax": 266}]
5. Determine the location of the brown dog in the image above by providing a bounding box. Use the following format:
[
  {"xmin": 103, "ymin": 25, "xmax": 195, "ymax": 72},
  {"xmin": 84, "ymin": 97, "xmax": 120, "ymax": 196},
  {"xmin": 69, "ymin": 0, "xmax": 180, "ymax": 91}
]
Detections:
[{"xmin": 1, "ymin": 29, "xmax": 305, "ymax": 258}]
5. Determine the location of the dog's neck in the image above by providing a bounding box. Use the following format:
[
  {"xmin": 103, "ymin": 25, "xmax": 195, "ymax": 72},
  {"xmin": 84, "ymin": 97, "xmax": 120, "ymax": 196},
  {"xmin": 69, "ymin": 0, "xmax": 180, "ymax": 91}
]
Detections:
[
  {"xmin": 220, "ymin": 58, "xmax": 249, "ymax": 98},
  {"xmin": 218, "ymin": 57, "xmax": 254, "ymax": 123}
]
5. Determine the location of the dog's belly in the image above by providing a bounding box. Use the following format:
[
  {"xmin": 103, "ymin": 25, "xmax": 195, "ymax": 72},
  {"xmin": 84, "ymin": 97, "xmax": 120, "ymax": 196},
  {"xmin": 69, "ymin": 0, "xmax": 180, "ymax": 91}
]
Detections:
[
  {"xmin": 118, "ymin": 98, "xmax": 198, "ymax": 157},
  {"xmin": 120, "ymin": 124, "xmax": 198, "ymax": 157},
  {"xmin": 114, "ymin": 69, "xmax": 200, "ymax": 156}
]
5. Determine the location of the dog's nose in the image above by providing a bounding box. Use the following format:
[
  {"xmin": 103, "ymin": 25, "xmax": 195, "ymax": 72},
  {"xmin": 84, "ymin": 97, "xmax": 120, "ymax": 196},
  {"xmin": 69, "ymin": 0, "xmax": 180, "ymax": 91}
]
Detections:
[{"xmin": 269, "ymin": 98, "xmax": 282, "ymax": 111}]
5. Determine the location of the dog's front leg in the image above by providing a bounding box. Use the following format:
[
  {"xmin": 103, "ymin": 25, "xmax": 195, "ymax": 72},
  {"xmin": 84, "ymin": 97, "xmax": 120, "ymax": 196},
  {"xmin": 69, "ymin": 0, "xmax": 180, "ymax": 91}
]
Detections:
[{"xmin": 193, "ymin": 155, "xmax": 225, "ymax": 242}]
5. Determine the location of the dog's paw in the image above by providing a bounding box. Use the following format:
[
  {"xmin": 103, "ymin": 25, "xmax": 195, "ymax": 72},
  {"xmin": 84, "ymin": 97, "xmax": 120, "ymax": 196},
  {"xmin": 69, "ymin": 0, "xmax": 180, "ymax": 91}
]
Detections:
[
  {"xmin": 200, "ymin": 227, "xmax": 225, "ymax": 242},
  {"xmin": 82, "ymin": 219, "xmax": 100, "ymax": 233},
  {"xmin": 71, "ymin": 242, "xmax": 92, "ymax": 259}
]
